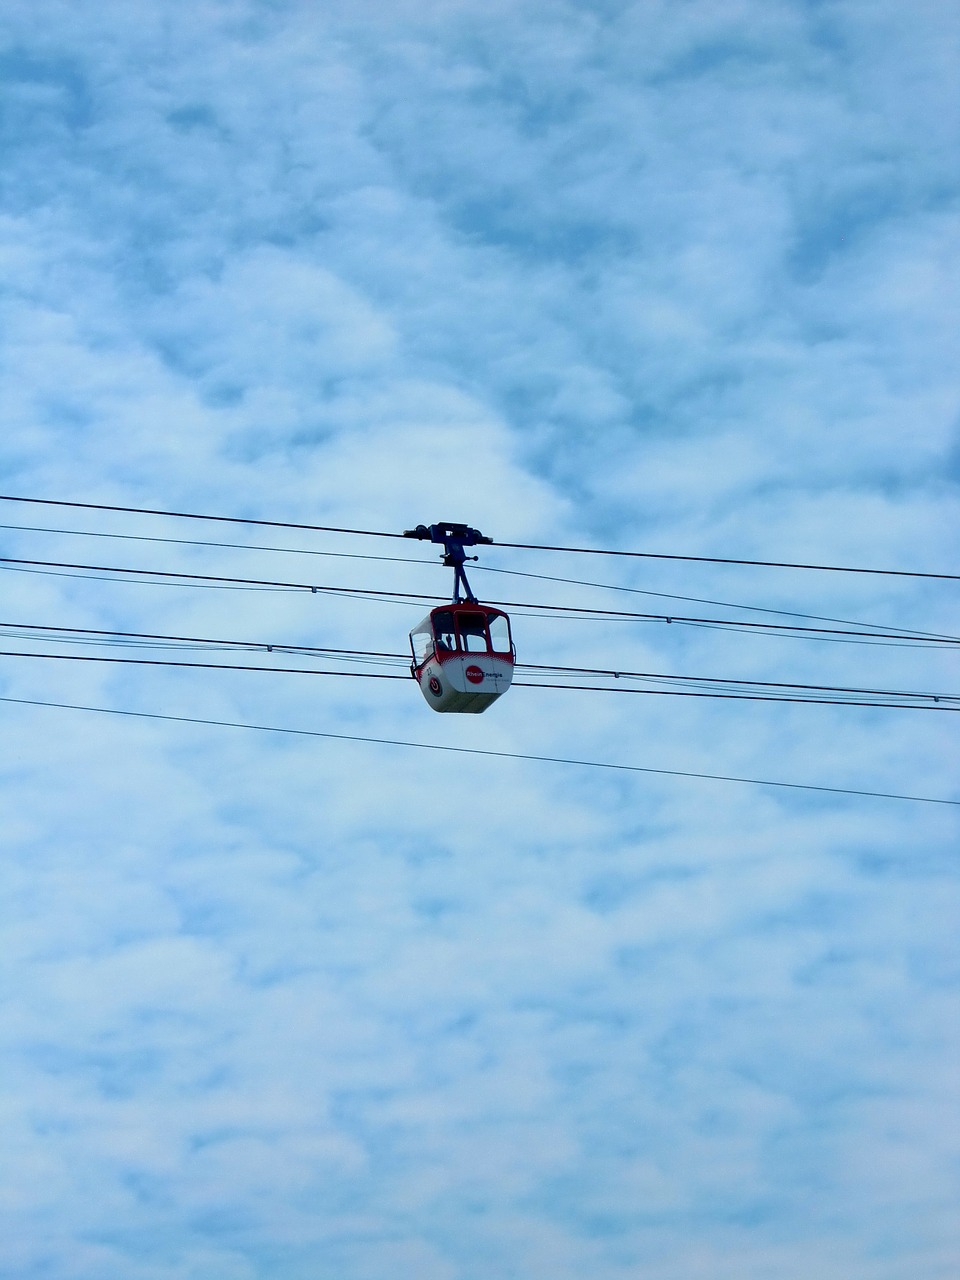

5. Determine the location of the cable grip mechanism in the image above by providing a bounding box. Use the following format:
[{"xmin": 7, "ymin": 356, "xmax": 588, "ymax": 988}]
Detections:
[{"xmin": 403, "ymin": 522, "xmax": 493, "ymax": 603}]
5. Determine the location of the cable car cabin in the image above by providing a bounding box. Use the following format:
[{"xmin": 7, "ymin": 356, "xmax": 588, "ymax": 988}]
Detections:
[{"xmin": 409, "ymin": 604, "xmax": 515, "ymax": 713}]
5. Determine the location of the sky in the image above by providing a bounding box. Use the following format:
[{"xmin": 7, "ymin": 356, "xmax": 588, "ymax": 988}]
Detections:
[{"xmin": 1, "ymin": 2, "xmax": 958, "ymax": 1277}]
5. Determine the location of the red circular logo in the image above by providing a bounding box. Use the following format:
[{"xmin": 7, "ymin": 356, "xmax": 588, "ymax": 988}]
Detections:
[{"xmin": 465, "ymin": 665, "xmax": 484, "ymax": 685}]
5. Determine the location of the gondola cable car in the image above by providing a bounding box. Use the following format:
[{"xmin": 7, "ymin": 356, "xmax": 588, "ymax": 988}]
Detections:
[{"xmin": 404, "ymin": 522, "xmax": 515, "ymax": 713}]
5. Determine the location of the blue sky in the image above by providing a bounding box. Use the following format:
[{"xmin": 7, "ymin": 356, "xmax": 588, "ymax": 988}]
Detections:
[{"xmin": 1, "ymin": 2, "xmax": 958, "ymax": 1277}]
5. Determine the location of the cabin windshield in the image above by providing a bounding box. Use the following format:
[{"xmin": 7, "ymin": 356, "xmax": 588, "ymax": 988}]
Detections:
[
  {"xmin": 488, "ymin": 613, "xmax": 512, "ymax": 654},
  {"xmin": 418, "ymin": 608, "xmax": 511, "ymax": 660},
  {"xmin": 457, "ymin": 612, "xmax": 489, "ymax": 653}
]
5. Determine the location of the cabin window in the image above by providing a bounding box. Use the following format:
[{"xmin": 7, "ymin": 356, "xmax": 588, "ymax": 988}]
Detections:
[
  {"xmin": 431, "ymin": 611, "xmax": 457, "ymax": 653},
  {"xmin": 411, "ymin": 622, "xmax": 435, "ymax": 665},
  {"xmin": 457, "ymin": 612, "xmax": 489, "ymax": 653},
  {"xmin": 488, "ymin": 614, "xmax": 512, "ymax": 654}
]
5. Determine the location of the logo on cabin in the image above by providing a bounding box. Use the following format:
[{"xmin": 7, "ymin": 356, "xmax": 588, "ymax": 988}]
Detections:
[
  {"xmin": 428, "ymin": 676, "xmax": 443, "ymax": 696},
  {"xmin": 465, "ymin": 665, "xmax": 484, "ymax": 685}
]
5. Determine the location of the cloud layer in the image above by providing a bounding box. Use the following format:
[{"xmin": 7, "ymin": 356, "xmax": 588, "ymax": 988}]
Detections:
[{"xmin": 0, "ymin": 2, "xmax": 958, "ymax": 1278}]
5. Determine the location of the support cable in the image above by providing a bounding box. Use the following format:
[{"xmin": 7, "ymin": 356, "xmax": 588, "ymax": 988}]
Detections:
[
  {"xmin": 1, "ymin": 557, "xmax": 956, "ymax": 646},
  {"xmin": 496, "ymin": 538, "xmax": 960, "ymax": 581},
  {"xmin": 0, "ymin": 645, "xmax": 956, "ymax": 710},
  {"xmin": 2, "ymin": 694, "xmax": 956, "ymax": 805},
  {"xmin": 0, "ymin": 494, "xmax": 404, "ymax": 540},
  {"xmin": 0, "ymin": 495, "xmax": 955, "ymax": 580},
  {"xmin": 0, "ymin": 519, "xmax": 949, "ymax": 639},
  {"xmin": 3, "ymin": 621, "xmax": 957, "ymax": 705}
]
